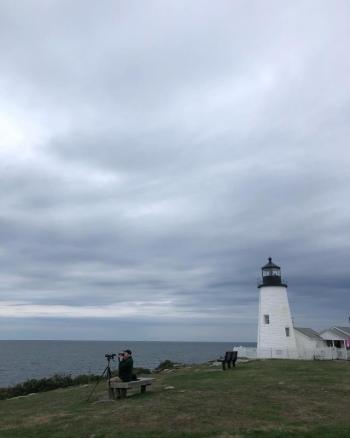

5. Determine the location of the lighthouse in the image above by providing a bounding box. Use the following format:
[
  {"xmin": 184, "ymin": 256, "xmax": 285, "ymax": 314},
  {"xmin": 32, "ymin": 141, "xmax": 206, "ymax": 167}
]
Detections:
[{"xmin": 257, "ymin": 258, "xmax": 298, "ymax": 358}]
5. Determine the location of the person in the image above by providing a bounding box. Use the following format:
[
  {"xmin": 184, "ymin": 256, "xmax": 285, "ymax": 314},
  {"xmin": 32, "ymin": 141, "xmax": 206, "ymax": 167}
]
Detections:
[{"xmin": 117, "ymin": 349, "xmax": 134, "ymax": 382}]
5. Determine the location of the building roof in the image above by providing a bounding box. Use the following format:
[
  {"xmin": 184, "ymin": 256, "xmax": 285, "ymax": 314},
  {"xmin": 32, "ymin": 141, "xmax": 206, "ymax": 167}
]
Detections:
[
  {"xmin": 294, "ymin": 327, "xmax": 324, "ymax": 341},
  {"xmin": 320, "ymin": 326, "xmax": 350, "ymax": 340},
  {"xmin": 262, "ymin": 257, "xmax": 280, "ymax": 269},
  {"xmin": 335, "ymin": 327, "xmax": 350, "ymax": 336}
]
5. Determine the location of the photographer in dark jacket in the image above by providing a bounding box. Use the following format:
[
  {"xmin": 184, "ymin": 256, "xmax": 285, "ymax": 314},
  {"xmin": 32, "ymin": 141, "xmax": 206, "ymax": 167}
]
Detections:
[{"xmin": 118, "ymin": 349, "xmax": 133, "ymax": 382}]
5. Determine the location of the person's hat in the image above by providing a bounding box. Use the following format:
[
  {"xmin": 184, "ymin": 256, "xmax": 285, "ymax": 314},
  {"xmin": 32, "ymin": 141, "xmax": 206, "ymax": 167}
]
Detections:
[{"xmin": 124, "ymin": 349, "xmax": 132, "ymax": 355}]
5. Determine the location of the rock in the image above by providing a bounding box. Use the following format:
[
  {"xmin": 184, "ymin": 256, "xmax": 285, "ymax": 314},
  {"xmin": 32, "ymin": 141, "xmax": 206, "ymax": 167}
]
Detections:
[{"xmin": 164, "ymin": 386, "xmax": 175, "ymax": 390}]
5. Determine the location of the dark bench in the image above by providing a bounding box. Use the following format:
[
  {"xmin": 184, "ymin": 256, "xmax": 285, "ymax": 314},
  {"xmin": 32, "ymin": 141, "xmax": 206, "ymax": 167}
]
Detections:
[
  {"xmin": 218, "ymin": 351, "xmax": 238, "ymax": 370},
  {"xmin": 108, "ymin": 377, "xmax": 154, "ymax": 399}
]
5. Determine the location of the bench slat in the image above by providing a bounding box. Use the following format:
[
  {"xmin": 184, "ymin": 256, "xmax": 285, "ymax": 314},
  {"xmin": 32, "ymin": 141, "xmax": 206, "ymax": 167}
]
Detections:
[
  {"xmin": 110, "ymin": 378, "xmax": 154, "ymax": 389},
  {"xmin": 108, "ymin": 377, "xmax": 154, "ymax": 400}
]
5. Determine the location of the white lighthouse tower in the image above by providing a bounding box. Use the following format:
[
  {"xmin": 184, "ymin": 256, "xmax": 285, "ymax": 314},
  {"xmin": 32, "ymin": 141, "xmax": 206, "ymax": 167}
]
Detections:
[{"xmin": 257, "ymin": 258, "xmax": 298, "ymax": 359}]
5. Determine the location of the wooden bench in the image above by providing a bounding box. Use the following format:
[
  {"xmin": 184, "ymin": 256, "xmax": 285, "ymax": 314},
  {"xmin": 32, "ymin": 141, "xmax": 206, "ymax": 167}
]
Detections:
[
  {"xmin": 108, "ymin": 377, "xmax": 154, "ymax": 399},
  {"xmin": 218, "ymin": 351, "xmax": 238, "ymax": 370}
]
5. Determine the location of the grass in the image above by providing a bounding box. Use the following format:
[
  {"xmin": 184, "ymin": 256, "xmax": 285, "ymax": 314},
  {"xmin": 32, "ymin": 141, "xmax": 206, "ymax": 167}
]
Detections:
[{"xmin": 0, "ymin": 360, "xmax": 349, "ymax": 437}]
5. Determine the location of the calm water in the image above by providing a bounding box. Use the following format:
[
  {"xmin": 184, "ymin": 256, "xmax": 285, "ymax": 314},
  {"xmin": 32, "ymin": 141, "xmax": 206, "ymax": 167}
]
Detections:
[{"xmin": 0, "ymin": 340, "xmax": 256, "ymax": 387}]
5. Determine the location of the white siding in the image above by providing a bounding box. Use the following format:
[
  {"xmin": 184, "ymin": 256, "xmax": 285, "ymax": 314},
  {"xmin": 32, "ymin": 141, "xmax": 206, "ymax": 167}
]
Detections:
[{"xmin": 294, "ymin": 330, "xmax": 326, "ymax": 359}]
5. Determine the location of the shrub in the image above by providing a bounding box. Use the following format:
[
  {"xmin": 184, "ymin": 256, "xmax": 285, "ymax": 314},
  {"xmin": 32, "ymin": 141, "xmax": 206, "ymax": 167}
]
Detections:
[
  {"xmin": 155, "ymin": 360, "xmax": 176, "ymax": 371},
  {"xmin": 0, "ymin": 373, "xmax": 100, "ymax": 400}
]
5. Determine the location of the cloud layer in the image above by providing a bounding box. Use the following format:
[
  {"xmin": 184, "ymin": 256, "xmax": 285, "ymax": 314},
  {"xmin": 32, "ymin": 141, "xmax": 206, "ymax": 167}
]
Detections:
[{"xmin": 0, "ymin": 0, "xmax": 349, "ymax": 340}]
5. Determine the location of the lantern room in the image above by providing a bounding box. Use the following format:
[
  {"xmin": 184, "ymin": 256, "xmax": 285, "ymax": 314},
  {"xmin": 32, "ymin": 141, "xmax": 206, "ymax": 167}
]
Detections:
[{"xmin": 258, "ymin": 257, "xmax": 287, "ymax": 287}]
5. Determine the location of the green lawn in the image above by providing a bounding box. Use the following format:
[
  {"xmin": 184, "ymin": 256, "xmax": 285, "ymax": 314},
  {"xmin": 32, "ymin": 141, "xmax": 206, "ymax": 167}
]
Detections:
[{"xmin": 0, "ymin": 360, "xmax": 349, "ymax": 437}]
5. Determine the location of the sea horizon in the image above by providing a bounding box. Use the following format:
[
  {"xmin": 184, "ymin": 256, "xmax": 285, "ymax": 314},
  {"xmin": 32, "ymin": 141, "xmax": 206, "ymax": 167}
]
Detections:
[{"xmin": 0, "ymin": 339, "xmax": 256, "ymax": 387}]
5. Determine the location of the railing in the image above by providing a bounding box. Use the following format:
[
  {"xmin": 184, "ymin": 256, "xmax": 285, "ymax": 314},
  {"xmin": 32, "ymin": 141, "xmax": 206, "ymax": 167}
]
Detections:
[
  {"xmin": 256, "ymin": 277, "xmax": 288, "ymax": 287},
  {"xmin": 236, "ymin": 346, "xmax": 257, "ymax": 359},
  {"xmin": 235, "ymin": 346, "xmax": 349, "ymax": 361}
]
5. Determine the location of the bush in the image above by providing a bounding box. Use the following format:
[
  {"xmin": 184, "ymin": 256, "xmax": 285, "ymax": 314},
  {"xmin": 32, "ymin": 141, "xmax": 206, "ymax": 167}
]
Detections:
[
  {"xmin": 0, "ymin": 373, "xmax": 100, "ymax": 400},
  {"xmin": 155, "ymin": 360, "xmax": 176, "ymax": 371}
]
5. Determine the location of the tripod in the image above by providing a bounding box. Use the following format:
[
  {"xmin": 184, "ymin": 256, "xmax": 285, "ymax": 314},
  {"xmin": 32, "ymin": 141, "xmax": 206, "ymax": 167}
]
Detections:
[{"xmin": 87, "ymin": 355, "xmax": 115, "ymax": 402}]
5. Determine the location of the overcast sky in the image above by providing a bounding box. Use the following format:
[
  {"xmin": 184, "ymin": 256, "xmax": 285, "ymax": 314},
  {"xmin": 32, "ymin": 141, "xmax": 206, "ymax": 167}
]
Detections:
[{"xmin": 0, "ymin": 0, "xmax": 349, "ymax": 341}]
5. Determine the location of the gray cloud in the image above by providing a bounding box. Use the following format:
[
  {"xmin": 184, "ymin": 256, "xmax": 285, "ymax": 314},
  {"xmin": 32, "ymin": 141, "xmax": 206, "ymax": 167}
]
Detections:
[{"xmin": 0, "ymin": 0, "xmax": 349, "ymax": 340}]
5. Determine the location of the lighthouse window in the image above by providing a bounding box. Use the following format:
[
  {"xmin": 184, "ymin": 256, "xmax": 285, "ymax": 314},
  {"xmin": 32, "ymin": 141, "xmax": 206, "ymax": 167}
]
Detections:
[
  {"xmin": 285, "ymin": 327, "xmax": 290, "ymax": 337},
  {"xmin": 264, "ymin": 314, "xmax": 270, "ymax": 324}
]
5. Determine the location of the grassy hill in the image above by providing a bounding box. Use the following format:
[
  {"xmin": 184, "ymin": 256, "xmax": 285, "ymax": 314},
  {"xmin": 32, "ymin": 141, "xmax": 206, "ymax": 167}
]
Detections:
[{"xmin": 0, "ymin": 360, "xmax": 349, "ymax": 437}]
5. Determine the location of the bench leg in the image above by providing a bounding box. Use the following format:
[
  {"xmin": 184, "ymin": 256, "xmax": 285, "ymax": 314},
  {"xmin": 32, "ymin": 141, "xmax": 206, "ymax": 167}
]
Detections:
[
  {"xmin": 120, "ymin": 388, "xmax": 127, "ymax": 399},
  {"xmin": 116, "ymin": 388, "xmax": 121, "ymax": 399},
  {"xmin": 141, "ymin": 385, "xmax": 147, "ymax": 394},
  {"xmin": 222, "ymin": 362, "xmax": 226, "ymax": 371},
  {"xmin": 107, "ymin": 382, "xmax": 115, "ymax": 400}
]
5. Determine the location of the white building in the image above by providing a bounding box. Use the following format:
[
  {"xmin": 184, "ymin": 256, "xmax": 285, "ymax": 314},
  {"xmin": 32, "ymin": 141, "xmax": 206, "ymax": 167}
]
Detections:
[
  {"xmin": 256, "ymin": 258, "xmax": 350, "ymax": 360},
  {"xmin": 294, "ymin": 327, "xmax": 327, "ymax": 359},
  {"xmin": 319, "ymin": 326, "xmax": 350, "ymax": 360},
  {"xmin": 257, "ymin": 258, "xmax": 298, "ymax": 359}
]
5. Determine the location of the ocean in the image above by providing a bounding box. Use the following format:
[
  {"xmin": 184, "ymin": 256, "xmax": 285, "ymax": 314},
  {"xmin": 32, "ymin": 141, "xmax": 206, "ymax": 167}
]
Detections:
[{"xmin": 0, "ymin": 340, "xmax": 256, "ymax": 387}]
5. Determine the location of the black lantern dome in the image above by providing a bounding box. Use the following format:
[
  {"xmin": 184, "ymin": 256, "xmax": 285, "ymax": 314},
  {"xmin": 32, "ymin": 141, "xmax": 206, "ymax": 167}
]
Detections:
[{"xmin": 258, "ymin": 257, "xmax": 287, "ymax": 288}]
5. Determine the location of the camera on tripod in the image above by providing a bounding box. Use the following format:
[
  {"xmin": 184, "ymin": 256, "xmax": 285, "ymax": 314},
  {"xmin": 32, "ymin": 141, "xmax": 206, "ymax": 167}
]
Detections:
[
  {"xmin": 105, "ymin": 353, "xmax": 116, "ymax": 360},
  {"xmin": 87, "ymin": 353, "xmax": 115, "ymax": 401}
]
